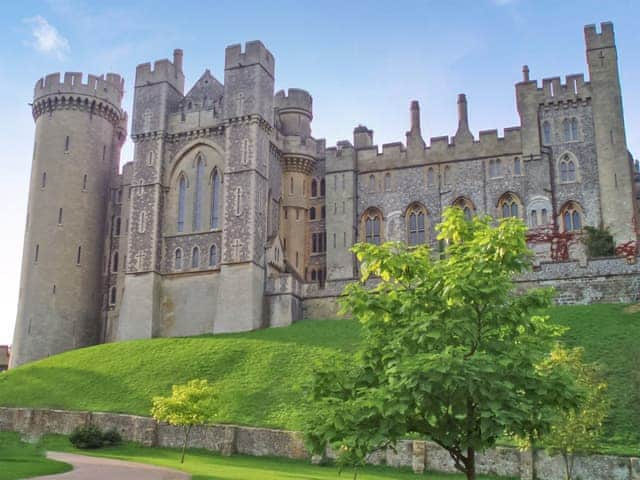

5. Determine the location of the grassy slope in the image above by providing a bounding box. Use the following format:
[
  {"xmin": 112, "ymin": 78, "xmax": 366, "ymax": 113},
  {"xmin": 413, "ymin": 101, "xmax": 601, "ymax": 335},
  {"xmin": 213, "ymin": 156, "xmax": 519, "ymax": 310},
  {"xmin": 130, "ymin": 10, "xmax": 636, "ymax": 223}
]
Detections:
[
  {"xmin": 0, "ymin": 320, "xmax": 359, "ymax": 429},
  {"xmin": 0, "ymin": 432, "xmax": 71, "ymax": 480},
  {"xmin": 38, "ymin": 434, "xmax": 512, "ymax": 480},
  {"xmin": 0, "ymin": 304, "xmax": 638, "ymax": 455},
  {"xmin": 550, "ymin": 303, "xmax": 640, "ymax": 454}
]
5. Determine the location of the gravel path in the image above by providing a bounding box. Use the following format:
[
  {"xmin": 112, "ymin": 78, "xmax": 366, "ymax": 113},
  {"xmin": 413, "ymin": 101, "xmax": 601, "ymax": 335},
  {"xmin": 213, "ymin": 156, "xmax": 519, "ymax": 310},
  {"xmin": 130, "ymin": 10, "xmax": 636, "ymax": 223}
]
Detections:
[{"xmin": 31, "ymin": 451, "xmax": 191, "ymax": 480}]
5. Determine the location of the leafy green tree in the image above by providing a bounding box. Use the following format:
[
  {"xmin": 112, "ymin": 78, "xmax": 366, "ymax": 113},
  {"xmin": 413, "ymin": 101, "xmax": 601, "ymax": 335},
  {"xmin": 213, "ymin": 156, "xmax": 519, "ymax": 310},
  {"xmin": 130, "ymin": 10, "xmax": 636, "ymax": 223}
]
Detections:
[
  {"xmin": 582, "ymin": 225, "xmax": 614, "ymax": 258},
  {"xmin": 151, "ymin": 379, "xmax": 217, "ymax": 464},
  {"xmin": 543, "ymin": 347, "xmax": 609, "ymax": 480},
  {"xmin": 305, "ymin": 207, "xmax": 579, "ymax": 480}
]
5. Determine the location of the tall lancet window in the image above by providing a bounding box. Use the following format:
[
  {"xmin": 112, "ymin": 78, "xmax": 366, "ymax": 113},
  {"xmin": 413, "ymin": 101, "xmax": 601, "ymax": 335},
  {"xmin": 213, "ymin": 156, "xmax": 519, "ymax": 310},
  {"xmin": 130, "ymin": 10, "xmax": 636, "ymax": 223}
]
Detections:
[
  {"xmin": 177, "ymin": 175, "xmax": 187, "ymax": 232},
  {"xmin": 210, "ymin": 168, "xmax": 221, "ymax": 229},
  {"xmin": 193, "ymin": 156, "xmax": 204, "ymax": 230}
]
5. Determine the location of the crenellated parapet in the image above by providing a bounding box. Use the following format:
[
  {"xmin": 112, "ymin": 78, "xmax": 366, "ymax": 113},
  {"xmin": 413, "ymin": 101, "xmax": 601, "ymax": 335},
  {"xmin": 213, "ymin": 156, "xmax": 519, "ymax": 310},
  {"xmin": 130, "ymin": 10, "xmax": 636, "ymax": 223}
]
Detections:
[
  {"xmin": 135, "ymin": 49, "xmax": 185, "ymax": 93},
  {"xmin": 32, "ymin": 72, "xmax": 124, "ymax": 124},
  {"xmin": 275, "ymin": 89, "xmax": 312, "ymax": 117}
]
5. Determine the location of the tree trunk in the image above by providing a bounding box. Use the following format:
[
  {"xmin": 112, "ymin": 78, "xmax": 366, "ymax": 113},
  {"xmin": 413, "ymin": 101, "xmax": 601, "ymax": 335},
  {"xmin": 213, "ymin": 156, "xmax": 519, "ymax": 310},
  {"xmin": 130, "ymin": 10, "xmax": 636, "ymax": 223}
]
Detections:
[
  {"xmin": 181, "ymin": 425, "xmax": 192, "ymax": 464},
  {"xmin": 465, "ymin": 447, "xmax": 476, "ymax": 480}
]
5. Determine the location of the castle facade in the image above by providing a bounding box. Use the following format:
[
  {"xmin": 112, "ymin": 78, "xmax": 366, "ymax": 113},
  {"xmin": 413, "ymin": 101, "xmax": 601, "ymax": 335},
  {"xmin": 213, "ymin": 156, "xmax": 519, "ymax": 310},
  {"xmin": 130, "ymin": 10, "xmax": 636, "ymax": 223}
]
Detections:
[{"xmin": 11, "ymin": 22, "xmax": 637, "ymax": 367}]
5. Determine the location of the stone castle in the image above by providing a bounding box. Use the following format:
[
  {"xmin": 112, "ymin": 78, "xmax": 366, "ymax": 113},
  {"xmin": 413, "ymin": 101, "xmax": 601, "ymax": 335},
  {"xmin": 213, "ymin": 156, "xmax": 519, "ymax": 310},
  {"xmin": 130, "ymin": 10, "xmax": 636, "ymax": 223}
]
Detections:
[{"xmin": 11, "ymin": 22, "xmax": 638, "ymax": 367}]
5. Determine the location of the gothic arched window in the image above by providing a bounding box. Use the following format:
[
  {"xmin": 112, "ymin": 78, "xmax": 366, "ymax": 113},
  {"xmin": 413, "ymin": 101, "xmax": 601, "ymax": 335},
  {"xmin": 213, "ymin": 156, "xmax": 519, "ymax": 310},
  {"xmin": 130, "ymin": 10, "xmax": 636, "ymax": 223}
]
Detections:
[
  {"xmin": 560, "ymin": 201, "xmax": 583, "ymax": 232},
  {"xmin": 109, "ymin": 286, "xmax": 117, "ymax": 305},
  {"xmin": 114, "ymin": 217, "xmax": 121, "ymax": 236},
  {"xmin": 320, "ymin": 179, "xmax": 325, "ymax": 196},
  {"xmin": 311, "ymin": 179, "xmax": 318, "ymax": 197},
  {"xmin": 498, "ymin": 192, "xmax": 522, "ymax": 218},
  {"xmin": 191, "ymin": 246, "xmax": 200, "ymax": 268},
  {"xmin": 112, "ymin": 251, "xmax": 119, "ymax": 272},
  {"xmin": 174, "ymin": 248, "xmax": 183, "ymax": 270},
  {"xmin": 571, "ymin": 118, "xmax": 579, "ymax": 141},
  {"xmin": 406, "ymin": 203, "xmax": 427, "ymax": 246},
  {"xmin": 177, "ymin": 174, "xmax": 187, "ymax": 232},
  {"xmin": 193, "ymin": 156, "xmax": 204, "ymax": 230},
  {"xmin": 384, "ymin": 173, "xmax": 391, "ymax": 191},
  {"xmin": 361, "ymin": 208, "xmax": 383, "ymax": 245},
  {"xmin": 209, "ymin": 244, "xmax": 218, "ymax": 267},
  {"xmin": 559, "ymin": 154, "xmax": 578, "ymax": 183},
  {"xmin": 368, "ymin": 174, "xmax": 376, "ymax": 192},
  {"xmin": 210, "ymin": 168, "xmax": 221, "ymax": 229},
  {"xmin": 542, "ymin": 121, "xmax": 551, "ymax": 145},
  {"xmin": 309, "ymin": 207, "xmax": 316, "ymax": 220},
  {"xmin": 453, "ymin": 197, "xmax": 475, "ymax": 220}
]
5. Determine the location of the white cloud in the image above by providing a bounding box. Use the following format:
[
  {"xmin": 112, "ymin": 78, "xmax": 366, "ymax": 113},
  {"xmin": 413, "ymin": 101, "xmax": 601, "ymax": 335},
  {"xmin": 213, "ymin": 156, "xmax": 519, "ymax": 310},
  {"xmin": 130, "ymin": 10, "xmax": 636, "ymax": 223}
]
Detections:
[{"xmin": 24, "ymin": 16, "xmax": 70, "ymax": 60}]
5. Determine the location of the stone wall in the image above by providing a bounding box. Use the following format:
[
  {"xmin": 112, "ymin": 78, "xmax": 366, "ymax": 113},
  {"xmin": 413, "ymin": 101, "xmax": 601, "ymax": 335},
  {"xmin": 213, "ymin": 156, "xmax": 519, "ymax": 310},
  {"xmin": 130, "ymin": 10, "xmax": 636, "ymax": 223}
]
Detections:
[
  {"xmin": 302, "ymin": 255, "xmax": 640, "ymax": 319},
  {"xmin": 1, "ymin": 407, "xmax": 637, "ymax": 480}
]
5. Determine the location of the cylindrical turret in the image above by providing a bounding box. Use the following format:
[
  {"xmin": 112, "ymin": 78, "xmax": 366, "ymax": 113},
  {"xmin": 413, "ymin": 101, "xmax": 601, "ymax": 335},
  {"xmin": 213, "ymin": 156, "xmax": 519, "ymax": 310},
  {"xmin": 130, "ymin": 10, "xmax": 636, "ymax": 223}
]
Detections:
[
  {"xmin": 11, "ymin": 72, "xmax": 126, "ymax": 367},
  {"xmin": 275, "ymin": 89, "xmax": 313, "ymax": 137}
]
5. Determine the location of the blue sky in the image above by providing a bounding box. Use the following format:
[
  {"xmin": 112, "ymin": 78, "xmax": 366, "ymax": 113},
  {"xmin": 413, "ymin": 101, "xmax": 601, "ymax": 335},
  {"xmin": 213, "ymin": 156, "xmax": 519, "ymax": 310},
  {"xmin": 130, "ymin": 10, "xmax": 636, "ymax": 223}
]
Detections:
[{"xmin": 1, "ymin": 0, "xmax": 639, "ymax": 344}]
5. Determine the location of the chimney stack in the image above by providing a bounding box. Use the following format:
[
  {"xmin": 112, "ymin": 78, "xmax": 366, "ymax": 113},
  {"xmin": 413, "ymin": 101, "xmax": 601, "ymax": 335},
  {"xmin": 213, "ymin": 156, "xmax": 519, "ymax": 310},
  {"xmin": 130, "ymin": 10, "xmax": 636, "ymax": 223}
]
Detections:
[{"xmin": 173, "ymin": 49, "xmax": 184, "ymax": 72}]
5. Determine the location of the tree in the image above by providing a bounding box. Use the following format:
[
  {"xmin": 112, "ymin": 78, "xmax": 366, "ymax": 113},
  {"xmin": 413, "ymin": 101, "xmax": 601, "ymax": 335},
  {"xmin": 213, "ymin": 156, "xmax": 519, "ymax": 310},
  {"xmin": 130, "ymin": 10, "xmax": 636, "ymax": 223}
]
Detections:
[
  {"xmin": 305, "ymin": 207, "xmax": 580, "ymax": 480},
  {"xmin": 582, "ymin": 225, "xmax": 614, "ymax": 258},
  {"xmin": 151, "ymin": 379, "xmax": 217, "ymax": 463},
  {"xmin": 543, "ymin": 347, "xmax": 609, "ymax": 480}
]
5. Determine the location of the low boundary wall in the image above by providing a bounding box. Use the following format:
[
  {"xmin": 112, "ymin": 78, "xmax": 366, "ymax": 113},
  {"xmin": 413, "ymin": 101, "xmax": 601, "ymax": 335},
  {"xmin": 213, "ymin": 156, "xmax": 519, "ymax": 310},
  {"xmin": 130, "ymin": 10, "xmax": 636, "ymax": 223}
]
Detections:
[
  {"xmin": 1, "ymin": 407, "xmax": 638, "ymax": 480},
  {"xmin": 303, "ymin": 255, "xmax": 640, "ymax": 318}
]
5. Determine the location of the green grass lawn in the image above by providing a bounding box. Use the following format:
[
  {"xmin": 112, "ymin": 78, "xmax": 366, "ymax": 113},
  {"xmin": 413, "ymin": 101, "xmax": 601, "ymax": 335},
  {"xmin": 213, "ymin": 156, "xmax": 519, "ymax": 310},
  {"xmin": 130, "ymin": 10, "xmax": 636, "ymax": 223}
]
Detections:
[
  {"xmin": 37, "ymin": 433, "xmax": 512, "ymax": 480},
  {"xmin": 0, "ymin": 304, "xmax": 638, "ymax": 455},
  {"xmin": 0, "ymin": 432, "xmax": 72, "ymax": 480}
]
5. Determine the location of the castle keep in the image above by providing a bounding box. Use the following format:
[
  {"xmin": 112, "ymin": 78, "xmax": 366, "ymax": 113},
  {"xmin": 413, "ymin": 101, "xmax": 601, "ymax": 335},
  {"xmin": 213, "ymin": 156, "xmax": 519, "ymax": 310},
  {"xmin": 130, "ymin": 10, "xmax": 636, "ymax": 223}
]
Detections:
[{"xmin": 11, "ymin": 22, "xmax": 638, "ymax": 366}]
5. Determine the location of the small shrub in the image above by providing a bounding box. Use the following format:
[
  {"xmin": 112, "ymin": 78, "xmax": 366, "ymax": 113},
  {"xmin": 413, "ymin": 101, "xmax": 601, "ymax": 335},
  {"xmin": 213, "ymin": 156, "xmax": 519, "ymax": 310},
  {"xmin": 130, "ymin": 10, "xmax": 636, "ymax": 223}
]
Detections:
[
  {"xmin": 69, "ymin": 425, "xmax": 104, "ymax": 449},
  {"xmin": 582, "ymin": 226, "xmax": 614, "ymax": 258},
  {"xmin": 102, "ymin": 428, "xmax": 122, "ymax": 446}
]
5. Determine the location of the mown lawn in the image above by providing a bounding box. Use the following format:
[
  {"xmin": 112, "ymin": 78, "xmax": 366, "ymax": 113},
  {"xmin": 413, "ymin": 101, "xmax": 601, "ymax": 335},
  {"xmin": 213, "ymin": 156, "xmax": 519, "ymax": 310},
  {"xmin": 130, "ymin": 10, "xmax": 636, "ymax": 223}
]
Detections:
[
  {"xmin": 0, "ymin": 304, "xmax": 637, "ymax": 455},
  {"xmin": 38, "ymin": 434, "xmax": 513, "ymax": 480},
  {"xmin": 0, "ymin": 432, "xmax": 71, "ymax": 480}
]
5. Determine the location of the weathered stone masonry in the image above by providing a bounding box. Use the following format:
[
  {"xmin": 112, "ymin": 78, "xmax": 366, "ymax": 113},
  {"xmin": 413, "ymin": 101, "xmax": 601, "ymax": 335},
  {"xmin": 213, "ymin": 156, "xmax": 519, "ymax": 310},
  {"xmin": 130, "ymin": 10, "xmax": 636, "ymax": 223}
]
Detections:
[
  {"xmin": 0, "ymin": 407, "xmax": 637, "ymax": 480},
  {"xmin": 11, "ymin": 22, "xmax": 640, "ymax": 367}
]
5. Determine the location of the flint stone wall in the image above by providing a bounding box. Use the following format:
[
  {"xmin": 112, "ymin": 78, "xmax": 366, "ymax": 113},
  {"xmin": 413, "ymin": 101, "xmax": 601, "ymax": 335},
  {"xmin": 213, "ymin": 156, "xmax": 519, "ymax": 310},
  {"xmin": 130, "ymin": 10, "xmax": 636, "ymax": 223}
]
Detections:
[
  {"xmin": 303, "ymin": 255, "xmax": 640, "ymax": 318},
  {"xmin": 1, "ymin": 407, "xmax": 638, "ymax": 479}
]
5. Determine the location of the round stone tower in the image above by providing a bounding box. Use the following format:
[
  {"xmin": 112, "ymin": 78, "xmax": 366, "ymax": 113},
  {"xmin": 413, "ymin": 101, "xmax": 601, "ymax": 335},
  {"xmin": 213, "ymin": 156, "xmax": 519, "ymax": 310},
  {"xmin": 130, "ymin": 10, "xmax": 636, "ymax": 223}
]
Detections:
[
  {"xmin": 11, "ymin": 72, "xmax": 126, "ymax": 367},
  {"xmin": 275, "ymin": 89, "xmax": 316, "ymax": 277}
]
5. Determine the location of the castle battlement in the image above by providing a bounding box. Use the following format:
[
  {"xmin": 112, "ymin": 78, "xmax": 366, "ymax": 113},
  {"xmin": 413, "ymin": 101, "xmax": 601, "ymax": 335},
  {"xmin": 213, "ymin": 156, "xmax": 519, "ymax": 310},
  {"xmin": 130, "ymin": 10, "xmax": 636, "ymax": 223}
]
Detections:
[
  {"xmin": 585, "ymin": 21, "xmax": 615, "ymax": 50},
  {"xmin": 135, "ymin": 49, "xmax": 184, "ymax": 92},
  {"xmin": 275, "ymin": 88, "xmax": 313, "ymax": 117},
  {"xmin": 225, "ymin": 40, "xmax": 274, "ymax": 77},
  {"xmin": 34, "ymin": 71, "xmax": 124, "ymax": 107}
]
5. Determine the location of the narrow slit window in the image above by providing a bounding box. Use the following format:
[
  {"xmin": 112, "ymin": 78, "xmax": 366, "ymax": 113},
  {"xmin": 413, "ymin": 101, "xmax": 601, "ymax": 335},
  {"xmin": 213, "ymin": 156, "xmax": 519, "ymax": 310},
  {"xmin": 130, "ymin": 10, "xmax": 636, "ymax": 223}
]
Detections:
[
  {"xmin": 35, "ymin": 244, "xmax": 40, "ymax": 263},
  {"xmin": 76, "ymin": 246, "xmax": 82, "ymax": 265},
  {"xmin": 191, "ymin": 246, "xmax": 200, "ymax": 268},
  {"xmin": 82, "ymin": 174, "xmax": 87, "ymax": 191},
  {"xmin": 64, "ymin": 136, "xmax": 70, "ymax": 152},
  {"xmin": 41, "ymin": 172, "xmax": 47, "ymax": 188},
  {"xmin": 57, "ymin": 208, "xmax": 63, "ymax": 225}
]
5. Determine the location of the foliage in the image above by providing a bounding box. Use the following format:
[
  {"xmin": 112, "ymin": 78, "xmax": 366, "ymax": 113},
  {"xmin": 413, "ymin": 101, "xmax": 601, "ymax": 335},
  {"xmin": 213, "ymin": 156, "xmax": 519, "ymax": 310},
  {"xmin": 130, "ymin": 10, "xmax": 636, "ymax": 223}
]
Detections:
[
  {"xmin": 151, "ymin": 379, "xmax": 217, "ymax": 463},
  {"xmin": 69, "ymin": 425, "xmax": 105, "ymax": 449},
  {"xmin": 305, "ymin": 207, "xmax": 580, "ymax": 480},
  {"xmin": 0, "ymin": 305, "xmax": 637, "ymax": 456},
  {"xmin": 102, "ymin": 428, "xmax": 123, "ymax": 446},
  {"xmin": 582, "ymin": 226, "xmax": 614, "ymax": 258},
  {"xmin": 543, "ymin": 347, "xmax": 609, "ymax": 480},
  {"xmin": 0, "ymin": 432, "xmax": 72, "ymax": 480},
  {"xmin": 39, "ymin": 432, "xmax": 512, "ymax": 480}
]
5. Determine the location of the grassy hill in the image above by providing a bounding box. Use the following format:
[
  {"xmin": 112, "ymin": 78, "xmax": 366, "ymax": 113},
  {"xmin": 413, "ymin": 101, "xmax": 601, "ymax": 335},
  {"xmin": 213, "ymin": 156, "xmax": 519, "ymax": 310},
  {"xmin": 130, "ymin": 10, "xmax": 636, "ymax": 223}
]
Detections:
[{"xmin": 0, "ymin": 304, "xmax": 638, "ymax": 455}]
